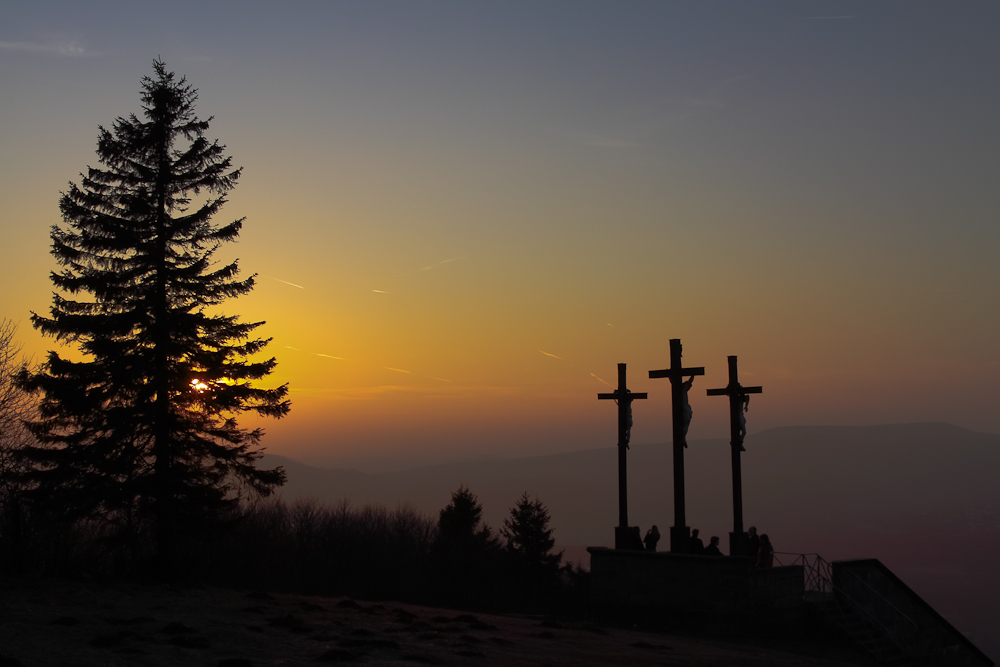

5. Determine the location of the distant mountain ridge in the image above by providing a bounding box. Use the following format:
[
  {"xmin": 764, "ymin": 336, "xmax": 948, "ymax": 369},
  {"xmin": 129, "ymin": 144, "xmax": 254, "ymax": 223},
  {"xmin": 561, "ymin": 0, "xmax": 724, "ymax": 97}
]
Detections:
[
  {"xmin": 261, "ymin": 422, "xmax": 1000, "ymax": 549},
  {"xmin": 259, "ymin": 422, "xmax": 1000, "ymax": 659}
]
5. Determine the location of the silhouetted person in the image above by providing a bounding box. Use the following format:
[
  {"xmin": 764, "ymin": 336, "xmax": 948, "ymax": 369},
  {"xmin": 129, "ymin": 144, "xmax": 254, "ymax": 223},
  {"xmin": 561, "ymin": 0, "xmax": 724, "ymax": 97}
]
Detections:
[
  {"xmin": 681, "ymin": 375, "xmax": 696, "ymax": 441},
  {"xmin": 689, "ymin": 528, "xmax": 704, "ymax": 555},
  {"xmin": 644, "ymin": 525, "xmax": 660, "ymax": 552},
  {"xmin": 704, "ymin": 536, "xmax": 722, "ymax": 556},
  {"xmin": 757, "ymin": 533, "xmax": 774, "ymax": 568},
  {"xmin": 747, "ymin": 526, "xmax": 760, "ymax": 558}
]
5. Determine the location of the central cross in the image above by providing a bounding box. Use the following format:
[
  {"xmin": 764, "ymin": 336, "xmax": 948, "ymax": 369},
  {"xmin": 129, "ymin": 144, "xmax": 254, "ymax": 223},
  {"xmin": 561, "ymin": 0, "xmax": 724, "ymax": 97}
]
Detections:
[
  {"xmin": 598, "ymin": 363, "xmax": 647, "ymax": 549},
  {"xmin": 649, "ymin": 338, "xmax": 704, "ymax": 553}
]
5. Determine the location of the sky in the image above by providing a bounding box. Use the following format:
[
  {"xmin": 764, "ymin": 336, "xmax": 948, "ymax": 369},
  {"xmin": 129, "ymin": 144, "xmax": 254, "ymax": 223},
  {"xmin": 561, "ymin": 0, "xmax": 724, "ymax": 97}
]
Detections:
[{"xmin": 1, "ymin": 1, "xmax": 998, "ymax": 472}]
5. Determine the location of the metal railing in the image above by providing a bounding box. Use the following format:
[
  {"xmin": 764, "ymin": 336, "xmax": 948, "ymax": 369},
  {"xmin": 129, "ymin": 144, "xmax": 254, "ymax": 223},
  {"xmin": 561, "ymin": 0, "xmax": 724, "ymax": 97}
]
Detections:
[
  {"xmin": 773, "ymin": 552, "xmax": 919, "ymax": 663},
  {"xmin": 772, "ymin": 551, "xmax": 832, "ymax": 594}
]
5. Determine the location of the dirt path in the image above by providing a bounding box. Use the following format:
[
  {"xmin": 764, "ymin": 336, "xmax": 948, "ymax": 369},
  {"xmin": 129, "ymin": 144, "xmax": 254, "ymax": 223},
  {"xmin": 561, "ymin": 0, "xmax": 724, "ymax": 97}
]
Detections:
[{"xmin": 0, "ymin": 578, "xmax": 862, "ymax": 666}]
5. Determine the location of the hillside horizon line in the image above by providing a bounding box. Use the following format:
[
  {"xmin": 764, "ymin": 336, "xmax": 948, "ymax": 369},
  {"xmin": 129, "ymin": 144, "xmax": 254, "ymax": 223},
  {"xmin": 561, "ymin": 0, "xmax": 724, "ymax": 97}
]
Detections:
[{"xmin": 265, "ymin": 421, "xmax": 999, "ymax": 476}]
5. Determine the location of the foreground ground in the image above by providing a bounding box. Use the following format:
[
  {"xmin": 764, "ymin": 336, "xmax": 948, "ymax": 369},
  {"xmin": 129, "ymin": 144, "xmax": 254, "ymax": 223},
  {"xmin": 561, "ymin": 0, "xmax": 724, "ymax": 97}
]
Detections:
[{"xmin": 0, "ymin": 577, "xmax": 865, "ymax": 667}]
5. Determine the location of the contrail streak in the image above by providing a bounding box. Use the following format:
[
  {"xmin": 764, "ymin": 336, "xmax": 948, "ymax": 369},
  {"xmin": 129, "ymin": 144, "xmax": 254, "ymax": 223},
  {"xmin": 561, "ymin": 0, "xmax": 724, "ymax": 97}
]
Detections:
[
  {"xmin": 421, "ymin": 256, "xmax": 466, "ymax": 271},
  {"xmin": 591, "ymin": 373, "xmax": 613, "ymax": 388},
  {"xmin": 266, "ymin": 276, "xmax": 304, "ymax": 289}
]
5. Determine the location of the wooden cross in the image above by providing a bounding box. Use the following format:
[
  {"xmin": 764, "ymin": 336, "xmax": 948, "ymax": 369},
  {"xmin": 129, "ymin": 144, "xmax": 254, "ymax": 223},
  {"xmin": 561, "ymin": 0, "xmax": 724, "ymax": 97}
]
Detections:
[
  {"xmin": 707, "ymin": 355, "xmax": 762, "ymax": 556},
  {"xmin": 648, "ymin": 339, "xmax": 705, "ymax": 554},
  {"xmin": 598, "ymin": 363, "xmax": 647, "ymax": 549}
]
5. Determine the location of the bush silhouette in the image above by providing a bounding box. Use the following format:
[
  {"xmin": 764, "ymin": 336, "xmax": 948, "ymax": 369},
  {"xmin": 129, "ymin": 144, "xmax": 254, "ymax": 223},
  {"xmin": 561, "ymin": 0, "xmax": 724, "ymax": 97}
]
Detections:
[{"xmin": 502, "ymin": 492, "xmax": 563, "ymax": 574}]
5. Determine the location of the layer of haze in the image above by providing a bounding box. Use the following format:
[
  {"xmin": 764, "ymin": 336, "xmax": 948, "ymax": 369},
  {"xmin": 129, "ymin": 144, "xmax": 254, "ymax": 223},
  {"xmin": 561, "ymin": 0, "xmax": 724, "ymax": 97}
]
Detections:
[{"xmin": 2, "ymin": 2, "xmax": 998, "ymax": 472}]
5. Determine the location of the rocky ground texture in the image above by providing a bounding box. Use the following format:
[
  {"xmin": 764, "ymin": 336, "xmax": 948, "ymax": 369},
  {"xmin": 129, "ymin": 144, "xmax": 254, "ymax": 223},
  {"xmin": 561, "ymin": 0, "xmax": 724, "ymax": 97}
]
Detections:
[{"xmin": 0, "ymin": 577, "xmax": 865, "ymax": 667}]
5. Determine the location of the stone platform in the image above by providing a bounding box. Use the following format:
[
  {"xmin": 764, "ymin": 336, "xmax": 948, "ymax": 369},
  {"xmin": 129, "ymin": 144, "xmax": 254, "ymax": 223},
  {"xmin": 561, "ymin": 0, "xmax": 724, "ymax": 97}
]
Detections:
[{"xmin": 587, "ymin": 547, "xmax": 804, "ymax": 622}]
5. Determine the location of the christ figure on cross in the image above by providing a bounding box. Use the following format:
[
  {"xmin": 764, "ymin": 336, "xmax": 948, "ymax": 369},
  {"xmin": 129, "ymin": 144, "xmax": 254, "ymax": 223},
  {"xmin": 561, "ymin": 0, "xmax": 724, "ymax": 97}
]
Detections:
[
  {"xmin": 598, "ymin": 363, "xmax": 647, "ymax": 549},
  {"xmin": 737, "ymin": 392, "xmax": 750, "ymax": 448},
  {"xmin": 681, "ymin": 375, "xmax": 696, "ymax": 442},
  {"xmin": 648, "ymin": 338, "xmax": 705, "ymax": 553}
]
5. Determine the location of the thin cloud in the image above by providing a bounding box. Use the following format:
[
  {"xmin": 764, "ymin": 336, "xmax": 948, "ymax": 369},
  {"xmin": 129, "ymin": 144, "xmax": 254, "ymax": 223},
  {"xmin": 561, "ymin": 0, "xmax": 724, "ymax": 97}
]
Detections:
[
  {"xmin": 294, "ymin": 384, "xmax": 515, "ymax": 400},
  {"xmin": 283, "ymin": 346, "xmax": 344, "ymax": 360},
  {"xmin": 539, "ymin": 350, "xmax": 563, "ymax": 360},
  {"xmin": 384, "ymin": 367, "xmax": 411, "ymax": 374},
  {"xmin": 298, "ymin": 385, "xmax": 412, "ymax": 400},
  {"xmin": 591, "ymin": 373, "xmax": 613, "ymax": 388},
  {"xmin": 606, "ymin": 323, "xmax": 613, "ymax": 327},
  {"xmin": 0, "ymin": 40, "xmax": 88, "ymax": 56},
  {"xmin": 266, "ymin": 276, "xmax": 304, "ymax": 289},
  {"xmin": 420, "ymin": 256, "xmax": 466, "ymax": 271},
  {"xmin": 372, "ymin": 289, "xmax": 388, "ymax": 294},
  {"xmin": 430, "ymin": 376, "xmax": 454, "ymax": 383},
  {"xmin": 804, "ymin": 15, "xmax": 857, "ymax": 20}
]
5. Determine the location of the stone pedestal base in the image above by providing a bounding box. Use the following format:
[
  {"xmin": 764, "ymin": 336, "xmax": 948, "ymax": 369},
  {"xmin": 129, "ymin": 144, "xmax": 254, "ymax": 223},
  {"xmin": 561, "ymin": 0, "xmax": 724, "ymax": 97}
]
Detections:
[
  {"xmin": 615, "ymin": 526, "xmax": 644, "ymax": 550},
  {"xmin": 729, "ymin": 531, "xmax": 749, "ymax": 557},
  {"xmin": 670, "ymin": 525, "xmax": 691, "ymax": 553}
]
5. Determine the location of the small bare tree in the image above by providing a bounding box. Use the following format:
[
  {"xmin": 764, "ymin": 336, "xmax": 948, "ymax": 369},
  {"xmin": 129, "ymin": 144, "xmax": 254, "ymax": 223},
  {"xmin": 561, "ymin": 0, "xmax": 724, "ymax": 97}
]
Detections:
[
  {"xmin": 0, "ymin": 319, "xmax": 39, "ymax": 569},
  {"xmin": 0, "ymin": 319, "xmax": 37, "ymax": 490}
]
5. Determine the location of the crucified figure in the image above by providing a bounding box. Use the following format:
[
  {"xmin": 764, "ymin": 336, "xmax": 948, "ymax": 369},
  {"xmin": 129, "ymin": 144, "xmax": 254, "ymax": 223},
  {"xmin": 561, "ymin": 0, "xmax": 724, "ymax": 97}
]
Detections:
[
  {"xmin": 681, "ymin": 375, "xmax": 696, "ymax": 443},
  {"xmin": 737, "ymin": 392, "xmax": 750, "ymax": 450}
]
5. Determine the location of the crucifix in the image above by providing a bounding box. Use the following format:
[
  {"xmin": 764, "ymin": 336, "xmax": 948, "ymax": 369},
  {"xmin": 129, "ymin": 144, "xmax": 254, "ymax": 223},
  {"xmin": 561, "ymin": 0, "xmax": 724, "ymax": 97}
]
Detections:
[
  {"xmin": 707, "ymin": 356, "xmax": 762, "ymax": 557},
  {"xmin": 598, "ymin": 363, "xmax": 648, "ymax": 550},
  {"xmin": 649, "ymin": 339, "xmax": 705, "ymax": 554}
]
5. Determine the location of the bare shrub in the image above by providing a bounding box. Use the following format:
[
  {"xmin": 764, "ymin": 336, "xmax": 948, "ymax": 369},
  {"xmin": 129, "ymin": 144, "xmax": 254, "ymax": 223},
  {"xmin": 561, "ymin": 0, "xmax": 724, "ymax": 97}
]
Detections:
[
  {"xmin": 0, "ymin": 319, "xmax": 40, "ymax": 570},
  {"xmin": 202, "ymin": 497, "xmax": 437, "ymax": 601}
]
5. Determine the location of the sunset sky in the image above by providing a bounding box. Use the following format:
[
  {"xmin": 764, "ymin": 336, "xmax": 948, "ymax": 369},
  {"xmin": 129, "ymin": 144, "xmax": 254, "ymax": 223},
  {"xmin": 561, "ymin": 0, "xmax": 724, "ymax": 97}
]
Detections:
[{"xmin": 2, "ymin": 1, "xmax": 997, "ymax": 471}]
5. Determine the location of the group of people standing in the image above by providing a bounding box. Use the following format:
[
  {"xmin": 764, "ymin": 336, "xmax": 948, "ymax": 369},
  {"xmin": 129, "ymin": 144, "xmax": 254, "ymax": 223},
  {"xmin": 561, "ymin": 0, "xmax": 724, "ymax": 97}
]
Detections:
[
  {"xmin": 747, "ymin": 526, "xmax": 774, "ymax": 568},
  {"xmin": 688, "ymin": 528, "xmax": 723, "ymax": 556},
  {"xmin": 640, "ymin": 524, "xmax": 774, "ymax": 568}
]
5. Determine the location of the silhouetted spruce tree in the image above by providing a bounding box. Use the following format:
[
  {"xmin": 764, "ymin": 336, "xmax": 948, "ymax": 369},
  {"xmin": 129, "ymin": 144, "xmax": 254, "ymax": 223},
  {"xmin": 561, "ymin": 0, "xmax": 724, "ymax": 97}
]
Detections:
[
  {"xmin": 433, "ymin": 485, "xmax": 501, "ymax": 606},
  {"xmin": 19, "ymin": 60, "xmax": 289, "ymax": 563},
  {"xmin": 501, "ymin": 492, "xmax": 562, "ymax": 576},
  {"xmin": 438, "ymin": 485, "xmax": 495, "ymax": 544}
]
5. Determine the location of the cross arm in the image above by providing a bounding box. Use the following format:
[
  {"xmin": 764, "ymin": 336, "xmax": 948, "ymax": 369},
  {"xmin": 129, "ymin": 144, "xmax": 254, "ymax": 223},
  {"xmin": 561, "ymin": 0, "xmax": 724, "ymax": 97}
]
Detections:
[
  {"xmin": 648, "ymin": 366, "xmax": 705, "ymax": 379},
  {"xmin": 597, "ymin": 392, "xmax": 648, "ymax": 400},
  {"xmin": 706, "ymin": 386, "xmax": 763, "ymax": 396}
]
